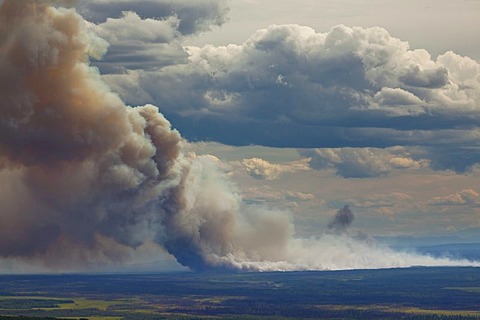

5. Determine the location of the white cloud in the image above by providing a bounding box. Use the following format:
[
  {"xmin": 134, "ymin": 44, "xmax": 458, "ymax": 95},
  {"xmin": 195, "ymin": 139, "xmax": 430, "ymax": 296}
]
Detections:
[
  {"xmin": 300, "ymin": 147, "xmax": 425, "ymax": 178},
  {"xmin": 389, "ymin": 156, "xmax": 422, "ymax": 169},
  {"xmin": 242, "ymin": 157, "xmax": 309, "ymax": 180},
  {"xmin": 284, "ymin": 190, "xmax": 316, "ymax": 201},
  {"xmin": 94, "ymin": 11, "xmax": 180, "ymax": 43},
  {"xmin": 186, "ymin": 0, "xmax": 480, "ymax": 61},
  {"xmin": 104, "ymin": 24, "xmax": 480, "ymax": 159},
  {"xmin": 428, "ymin": 189, "xmax": 480, "ymax": 206}
]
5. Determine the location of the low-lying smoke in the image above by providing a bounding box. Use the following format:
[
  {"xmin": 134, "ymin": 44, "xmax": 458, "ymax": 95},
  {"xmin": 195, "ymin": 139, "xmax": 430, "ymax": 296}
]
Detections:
[{"xmin": 0, "ymin": 0, "xmax": 478, "ymax": 272}]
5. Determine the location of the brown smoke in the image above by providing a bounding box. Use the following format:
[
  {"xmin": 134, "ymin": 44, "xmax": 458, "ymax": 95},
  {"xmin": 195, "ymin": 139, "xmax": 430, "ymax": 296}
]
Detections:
[
  {"xmin": 0, "ymin": 0, "xmax": 184, "ymax": 267},
  {"xmin": 0, "ymin": 0, "xmax": 292, "ymax": 271},
  {"xmin": 0, "ymin": 1, "xmax": 477, "ymax": 272}
]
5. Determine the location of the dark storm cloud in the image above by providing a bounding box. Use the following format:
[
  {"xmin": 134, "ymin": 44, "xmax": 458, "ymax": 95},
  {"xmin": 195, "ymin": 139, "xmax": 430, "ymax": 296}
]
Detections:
[
  {"xmin": 410, "ymin": 147, "xmax": 480, "ymax": 173},
  {"xmin": 93, "ymin": 40, "xmax": 189, "ymax": 73},
  {"xmin": 76, "ymin": 0, "xmax": 229, "ymax": 73},
  {"xmin": 77, "ymin": 0, "xmax": 228, "ymax": 34}
]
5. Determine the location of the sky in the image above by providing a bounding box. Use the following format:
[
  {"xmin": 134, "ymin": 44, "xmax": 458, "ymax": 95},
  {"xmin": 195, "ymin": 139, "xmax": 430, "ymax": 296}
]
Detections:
[
  {"xmin": 0, "ymin": 0, "xmax": 479, "ymax": 273},
  {"xmin": 87, "ymin": 0, "xmax": 480, "ymax": 236}
]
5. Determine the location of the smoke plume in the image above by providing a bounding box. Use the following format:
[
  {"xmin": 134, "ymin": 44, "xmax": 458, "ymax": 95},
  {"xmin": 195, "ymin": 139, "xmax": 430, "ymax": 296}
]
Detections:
[
  {"xmin": 0, "ymin": 1, "xmax": 478, "ymax": 272},
  {"xmin": 328, "ymin": 205, "xmax": 355, "ymax": 233}
]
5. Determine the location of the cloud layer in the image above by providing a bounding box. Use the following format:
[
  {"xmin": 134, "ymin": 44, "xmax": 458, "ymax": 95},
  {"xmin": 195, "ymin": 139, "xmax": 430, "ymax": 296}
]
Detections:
[
  {"xmin": 104, "ymin": 24, "xmax": 480, "ymax": 151},
  {"xmin": 78, "ymin": 0, "xmax": 229, "ymax": 73},
  {"xmin": 301, "ymin": 147, "xmax": 425, "ymax": 178},
  {"xmin": 242, "ymin": 157, "xmax": 309, "ymax": 180},
  {"xmin": 83, "ymin": 7, "xmax": 480, "ymax": 173}
]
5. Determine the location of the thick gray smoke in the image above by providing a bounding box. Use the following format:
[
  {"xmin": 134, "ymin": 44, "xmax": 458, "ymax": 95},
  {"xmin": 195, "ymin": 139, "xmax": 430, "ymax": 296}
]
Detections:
[
  {"xmin": 328, "ymin": 205, "xmax": 355, "ymax": 233},
  {"xmin": 0, "ymin": 1, "xmax": 478, "ymax": 272},
  {"xmin": 0, "ymin": 0, "xmax": 184, "ymax": 267},
  {"xmin": 0, "ymin": 0, "xmax": 292, "ymax": 271}
]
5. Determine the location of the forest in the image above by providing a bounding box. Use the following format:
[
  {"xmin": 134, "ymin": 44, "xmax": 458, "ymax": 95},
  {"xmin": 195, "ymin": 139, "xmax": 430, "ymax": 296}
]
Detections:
[{"xmin": 0, "ymin": 267, "xmax": 479, "ymax": 320}]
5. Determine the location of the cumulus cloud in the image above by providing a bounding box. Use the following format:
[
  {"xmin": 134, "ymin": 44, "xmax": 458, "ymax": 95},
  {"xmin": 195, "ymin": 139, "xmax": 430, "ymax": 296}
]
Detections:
[
  {"xmin": 428, "ymin": 189, "xmax": 480, "ymax": 206},
  {"xmin": 300, "ymin": 147, "xmax": 425, "ymax": 178},
  {"xmin": 90, "ymin": 13, "xmax": 188, "ymax": 73},
  {"xmin": 242, "ymin": 157, "xmax": 309, "ymax": 180},
  {"xmin": 76, "ymin": 0, "xmax": 229, "ymax": 73},
  {"xmin": 369, "ymin": 87, "xmax": 426, "ymax": 117},
  {"xmin": 104, "ymin": 24, "xmax": 480, "ymax": 158},
  {"xmin": 77, "ymin": 0, "xmax": 229, "ymax": 32},
  {"xmin": 94, "ymin": 12, "xmax": 180, "ymax": 43},
  {"xmin": 409, "ymin": 146, "xmax": 480, "ymax": 173}
]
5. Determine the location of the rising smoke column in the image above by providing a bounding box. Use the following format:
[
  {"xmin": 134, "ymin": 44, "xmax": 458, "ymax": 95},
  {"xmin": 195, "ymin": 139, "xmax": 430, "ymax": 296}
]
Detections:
[
  {"xmin": 0, "ymin": 0, "xmax": 293, "ymax": 271},
  {"xmin": 0, "ymin": 0, "xmax": 478, "ymax": 272},
  {"xmin": 328, "ymin": 205, "xmax": 355, "ymax": 233},
  {"xmin": 0, "ymin": 0, "xmax": 185, "ymax": 266}
]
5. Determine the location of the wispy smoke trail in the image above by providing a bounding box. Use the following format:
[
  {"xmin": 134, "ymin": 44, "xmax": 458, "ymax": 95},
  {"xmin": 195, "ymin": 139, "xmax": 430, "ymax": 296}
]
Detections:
[{"xmin": 0, "ymin": 0, "xmax": 478, "ymax": 272}]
